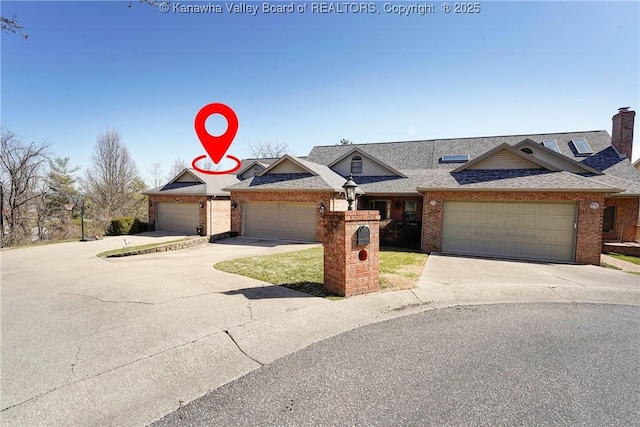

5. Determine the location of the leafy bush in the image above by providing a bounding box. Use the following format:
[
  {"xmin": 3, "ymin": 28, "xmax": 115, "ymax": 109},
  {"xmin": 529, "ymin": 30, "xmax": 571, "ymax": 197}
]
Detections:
[
  {"xmin": 131, "ymin": 218, "xmax": 148, "ymax": 234},
  {"xmin": 109, "ymin": 217, "xmax": 149, "ymax": 235}
]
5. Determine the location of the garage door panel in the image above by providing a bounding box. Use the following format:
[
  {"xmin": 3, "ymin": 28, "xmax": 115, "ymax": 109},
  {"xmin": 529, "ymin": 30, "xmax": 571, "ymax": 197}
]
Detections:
[
  {"xmin": 244, "ymin": 202, "xmax": 316, "ymax": 241},
  {"xmin": 157, "ymin": 203, "xmax": 199, "ymax": 234},
  {"xmin": 442, "ymin": 201, "xmax": 576, "ymax": 262}
]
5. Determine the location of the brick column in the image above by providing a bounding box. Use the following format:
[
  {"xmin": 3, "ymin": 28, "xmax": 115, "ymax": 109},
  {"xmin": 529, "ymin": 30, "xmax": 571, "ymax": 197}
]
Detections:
[{"xmin": 323, "ymin": 210, "xmax": 380, "ymax": 297}]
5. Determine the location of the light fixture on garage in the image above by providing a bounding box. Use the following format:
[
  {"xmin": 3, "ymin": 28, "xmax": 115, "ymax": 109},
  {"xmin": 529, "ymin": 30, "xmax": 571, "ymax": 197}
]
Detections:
[
  {"xmin": 589, "ymin": 202, "xmax": 600, "ymax": 210},
  {"xmin": 231, "ymin": 201, "xmax": 238, "ymax": 210},
  {"xmin": 199, "ymin": 202, "xmax": 205, "ymax": 208},
  {"xmin": 319, "ymin": 202, "xmax": 326, "ymax": 216},
  {"xmin": 429, "ymin": 200, "xmax": 437, "ymax": 207},
  {"xmin": 342, "ymin": 174, "xmax": 358, "ymax": 211}
]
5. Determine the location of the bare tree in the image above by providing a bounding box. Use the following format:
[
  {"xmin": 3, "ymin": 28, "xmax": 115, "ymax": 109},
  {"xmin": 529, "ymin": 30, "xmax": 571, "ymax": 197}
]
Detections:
[
  {"xmin": 248, "ymin": 141, "xmax": 290, "ymax": 158},
  {"xmin": 147, "ymin": 162, "xmax": 165, "ymax": 188},
  {"xmin": 338, "ymin": 138, "xmax": 353, "ymax": 145},
  {"xmin": 2, "ymin": 0, "xmax": 166, "ymax": 40},
  {"xmin": 1, "ymin": 17, "xmax": 28, "ymax": 39},
  {"xmin": 167, "ymin": 157, "xmax": 187, "ymax": 181},
  {"xmin": 0, "ymin": 128, "xmax": 51, "ymax": 246},
  {"xmin": 84, "ymin": 129, "xmax": 144, "ymax": 231}
]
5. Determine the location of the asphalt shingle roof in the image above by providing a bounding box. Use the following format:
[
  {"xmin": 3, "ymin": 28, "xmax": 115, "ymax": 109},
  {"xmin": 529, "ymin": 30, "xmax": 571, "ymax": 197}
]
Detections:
[
  {"xmin": 225, "ymin": 156, "xmax": 349, "ymax": 192},
  {"xmin": 201, "ymin": 129, "xmax": 639, "ymax": 195},
  {"xmin": 225, "ymin": 173, "xmax": 339, "ymax": 191},
  {"xmin": 307, "ymin": 130, "xmax": 614, "ymax": 171},
  {"xmin": 144, "ymin": 169, "xmax": 239, "ymax": 196},
  {"xmin": 305, "ymin": 130, "xmax": 638, "ymax": 194},
  {"xmin": 415, "ymin": 170, "xmax": 618, "ymax": 192}
]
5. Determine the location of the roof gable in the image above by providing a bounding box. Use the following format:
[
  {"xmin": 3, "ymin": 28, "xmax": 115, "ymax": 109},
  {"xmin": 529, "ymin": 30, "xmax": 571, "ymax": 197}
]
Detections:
[
  {"xmin": 236, "ymin": 160, "xmax": 268, "ymax": 180},
  {"xmin": 327, "ymin": 148, "xmax": 406, "ymax": 178},
  {"xmin": 144, "ymin": 168, "xmax": 238, "ymax": 197},
  {"xmin": 514, "ymin": 139, "xmax": 602, "ymax": 175},
  {"xmin": 453, "ymin": 143, "xmax": 561, "ymax": 172},
  {"xmin": 259, "ymin": 155, "xmax": 315, "ymax": 175},
  {"xmin": 170, "ymin": 169, "xmax": 205, "ymax": 184}
]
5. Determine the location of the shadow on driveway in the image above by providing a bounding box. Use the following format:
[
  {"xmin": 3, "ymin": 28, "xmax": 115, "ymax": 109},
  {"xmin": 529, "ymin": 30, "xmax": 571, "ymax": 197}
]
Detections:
[{"xmin": 224, "ymin": 283, "xmax": 334, "ymax": 300}]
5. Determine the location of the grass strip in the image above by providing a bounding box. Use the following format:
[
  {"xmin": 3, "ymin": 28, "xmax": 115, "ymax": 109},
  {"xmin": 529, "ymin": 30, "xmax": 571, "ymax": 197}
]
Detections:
[{"xmin": 97, "ymin": 238, "xmax": 190, "ymax": 257}]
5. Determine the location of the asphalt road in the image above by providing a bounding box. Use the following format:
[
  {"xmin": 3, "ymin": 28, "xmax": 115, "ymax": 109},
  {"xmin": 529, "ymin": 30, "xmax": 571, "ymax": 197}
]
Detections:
[{"xmin": 152, "ymin": 303, "xmax": 639, "ymax": 427}]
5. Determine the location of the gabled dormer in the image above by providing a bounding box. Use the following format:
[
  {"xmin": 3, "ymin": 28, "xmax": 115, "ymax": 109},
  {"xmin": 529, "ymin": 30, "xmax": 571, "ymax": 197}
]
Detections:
[
  {"xmin": 258, "ymin": 155, "xmax": 314, "ymax": 175},
  {"xmin": 171, "ymin": 169, "xmax": 205, "ymax": 184},
  {"xmin": 327, "ymin": 148, "xmax": 406, "ymax": 177},
  {"xmin": 513, "ymin": 139, "xmax": 602, "ymax": 174},
  {"xmin": 453, "ymin": 143, "xmax": 562, "ymax": 172},
  {"xmin": 236, "ymin": 160, "xmax": 268, "ymax": 180}
]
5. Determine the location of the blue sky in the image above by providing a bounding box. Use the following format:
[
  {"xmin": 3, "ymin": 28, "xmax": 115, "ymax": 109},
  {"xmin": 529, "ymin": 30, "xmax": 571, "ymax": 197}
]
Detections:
[{"xmin": 2, "ymin": 1, "xmax": 639, "ymax": 185}]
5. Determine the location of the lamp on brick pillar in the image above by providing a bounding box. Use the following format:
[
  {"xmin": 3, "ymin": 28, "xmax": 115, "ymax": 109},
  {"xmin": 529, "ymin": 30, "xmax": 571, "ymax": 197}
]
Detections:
[{"xmin": 342, "ymin": 174, "xmax": 358, "ymax": 211}]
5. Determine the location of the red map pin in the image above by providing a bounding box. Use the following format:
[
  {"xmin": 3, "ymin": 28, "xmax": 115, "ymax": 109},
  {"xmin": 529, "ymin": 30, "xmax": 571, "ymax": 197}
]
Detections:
[{"xmin": 192, "ymin": 103, "xmax": 241, "ymax": 175}]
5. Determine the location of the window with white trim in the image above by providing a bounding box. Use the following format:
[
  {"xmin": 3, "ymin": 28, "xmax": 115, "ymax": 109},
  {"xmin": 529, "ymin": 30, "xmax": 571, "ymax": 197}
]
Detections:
[
  {"xmin": 351, "ymin": 155, "xmax": 363, "ymax": 174},
  {"xmin": 403, "ymin": 200, "xmax": 417, "ymax": 223}
]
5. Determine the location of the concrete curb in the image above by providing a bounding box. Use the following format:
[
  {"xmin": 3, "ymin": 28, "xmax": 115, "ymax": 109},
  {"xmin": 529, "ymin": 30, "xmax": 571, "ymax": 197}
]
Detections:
[
  {"xmin": 104, "ymin": 232, "xmax": 231, "ymax": 257},
  {"xmin": 601, "ymin": 254, "xmax": 640, "ymax": 272}
]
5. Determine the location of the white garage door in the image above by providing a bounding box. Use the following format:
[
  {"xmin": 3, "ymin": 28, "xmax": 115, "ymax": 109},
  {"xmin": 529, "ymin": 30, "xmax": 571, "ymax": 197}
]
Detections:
[
  {"xmin": 243, "ymin": 202, "xmax": 317, "ymax": 241},
  {"xmin": 442, "ymin": 201, "xmax": 576, "ymax": 262},
  {"xmin": 157, "ymin": 203, "xmax": 199, "ymax": 234}
]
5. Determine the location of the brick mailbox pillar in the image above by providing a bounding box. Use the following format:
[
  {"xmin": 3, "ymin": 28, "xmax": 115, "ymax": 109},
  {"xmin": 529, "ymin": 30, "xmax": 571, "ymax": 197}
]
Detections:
[{"xmin": 323, "ymin": 210, "xmax": 380, "ymax": 297}]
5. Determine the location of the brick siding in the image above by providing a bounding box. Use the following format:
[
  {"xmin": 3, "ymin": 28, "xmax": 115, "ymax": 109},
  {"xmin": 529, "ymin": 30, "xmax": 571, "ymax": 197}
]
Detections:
[
  {"xmin": 602, "ymin": 197, "xmax": 640, "ymax": 242},
  {"xmin": 147, "ymin": 195, "xmax": 230, "ymax": 236},
  {"xmin": 420, "ymin": 191, "xmax": 606, "ymax": 265},
  {"xmin": 323, "ymin": 210, "xmax": 380, "ymax": 297},
  {"xmin": 612, "ymin": 109, "xmax": 635, "ymax": 160}
]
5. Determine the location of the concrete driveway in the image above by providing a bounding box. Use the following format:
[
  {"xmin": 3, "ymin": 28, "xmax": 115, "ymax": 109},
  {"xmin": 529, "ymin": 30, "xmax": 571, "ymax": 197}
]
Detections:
[
  {"xmin": 0, "ymin": 234, "xmax": 324, "ymax": 426},
  {"xmin": 416, "ymin": 253, "xmax": 639, "ymax": 305},
  {"xmin": 2, "ymin": 239, "xmax": 638, "ymax": 426}
]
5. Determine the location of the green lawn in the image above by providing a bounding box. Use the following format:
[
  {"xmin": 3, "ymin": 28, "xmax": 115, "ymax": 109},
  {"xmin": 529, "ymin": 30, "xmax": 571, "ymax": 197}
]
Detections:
[
  {"xmin": 608, "ymin": 253, "xmax": 640, "ymax": 266},
  {"xmin": 214, "ymin": 246, "xmax": 428, "ymax": 298},
  {"xmin": 96, "ymin": 238, "xmax": 190, "ymax": 257}
]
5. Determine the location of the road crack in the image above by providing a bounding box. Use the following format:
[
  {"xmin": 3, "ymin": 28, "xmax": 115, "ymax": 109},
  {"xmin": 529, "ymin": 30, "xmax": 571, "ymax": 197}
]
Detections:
[
  {"xmin": 549, "ymin": 274, "xmax": 585, "ymax": 287},
  {"xmin": 223, "ymin": 330, "xmax": 263, "ymax": 366},
  {"xmin": 1, "ymin": 330, "xmax": 226, "ymax": 413},
  {"xmin": 247, "ymin": 302, "xmax": 254, "ymax": 321},
  {"xmin": 68, "ymin": 289, "xmax": 225, "ymax": 306},
  {"xmin": 548, "ymin": 286, "xmax": 574, "ymax": 302}
]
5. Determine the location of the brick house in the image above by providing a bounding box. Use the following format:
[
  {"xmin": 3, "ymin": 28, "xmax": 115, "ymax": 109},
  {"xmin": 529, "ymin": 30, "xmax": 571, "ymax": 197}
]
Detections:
[
  {"xmin": 224, "ymin": 108, "xmax": 639, "ymax": 265},
  {"xmin": 144, "ymin": 168, "xmax": 242, "ymax": 236}
]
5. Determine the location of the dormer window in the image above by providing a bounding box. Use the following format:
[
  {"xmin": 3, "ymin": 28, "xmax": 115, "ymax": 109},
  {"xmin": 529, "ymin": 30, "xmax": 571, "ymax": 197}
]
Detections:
[
  {"xmin": 541, "ymin": 140, "xmax": 560, "ymax": 152},
  {"xmin": 571, "ymin": 138, "xmax": 593, "ymax": 155},
  {"xmin": 351, "ymin": 155, "xmax": 363, "ymax": 174},
  {"xmin": 441, "ymin": 154, "xmax": 470, "ymax": 163}
]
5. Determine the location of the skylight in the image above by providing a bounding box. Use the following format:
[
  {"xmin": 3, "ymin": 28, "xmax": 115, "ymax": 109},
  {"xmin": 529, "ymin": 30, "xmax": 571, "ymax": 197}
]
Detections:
[
  {"xmin": 541, "ymin": 140, "xmax": 560, "ymax": 152},
  {"xmin": 571, "ymin": 138, "xmax": 593, "ymax": 155},
  {"xmin": 441, "ymin": 154, "xmax": 470, "ymax": 163}
]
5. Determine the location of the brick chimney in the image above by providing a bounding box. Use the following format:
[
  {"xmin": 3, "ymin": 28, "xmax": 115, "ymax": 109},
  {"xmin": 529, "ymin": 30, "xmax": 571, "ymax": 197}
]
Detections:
[{"xmin": 611, "ymin": 107, "xmax": 635, "ymax": 159}]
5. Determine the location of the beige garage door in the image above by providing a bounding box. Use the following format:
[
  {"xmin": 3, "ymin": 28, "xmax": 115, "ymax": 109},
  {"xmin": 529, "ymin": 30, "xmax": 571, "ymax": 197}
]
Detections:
[
  {"xmin": 243, "ymin": 202, "xmax": 317, "ymax": 241},
  {"xmin": 157, "ymin": 203, "xmax": 199, "ymax": 234},
  {"xmin": 442, "ymin": 201, "xmax": 576, "ymax": 262}
]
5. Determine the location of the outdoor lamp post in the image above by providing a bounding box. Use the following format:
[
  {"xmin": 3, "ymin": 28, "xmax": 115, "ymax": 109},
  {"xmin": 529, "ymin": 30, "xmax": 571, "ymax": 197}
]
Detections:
[
  {"xmin": 70, "ymin": 193, "xmax": 87, "ymax": 242},
  {"xmin": 342, "ymin": 174, "xmax": 358, "ymax": 211}
]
